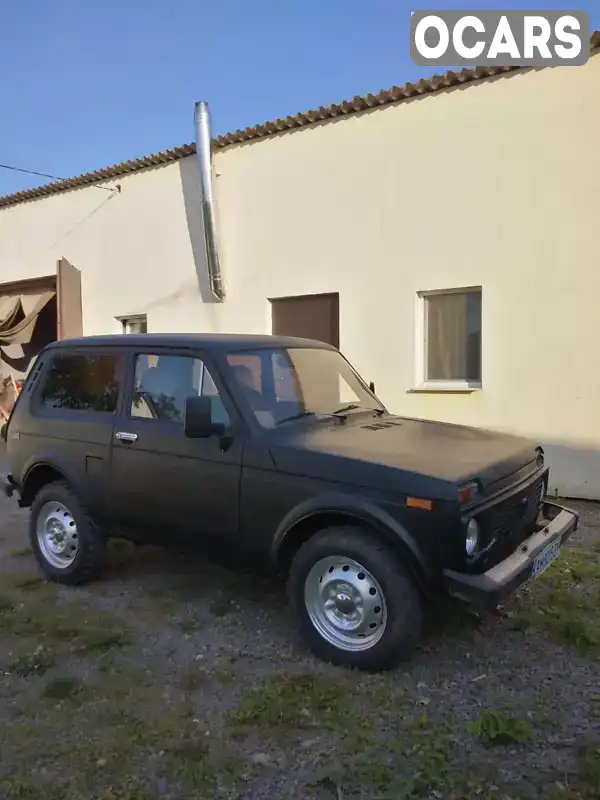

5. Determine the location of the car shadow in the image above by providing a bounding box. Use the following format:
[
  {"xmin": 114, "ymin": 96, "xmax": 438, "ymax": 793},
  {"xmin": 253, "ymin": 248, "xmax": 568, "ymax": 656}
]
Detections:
[
  {"xmin": 101, "ymin": 539, "xmax": 491, "ymax": 659},
  {"xmin": 103, "ymin": 538, "xmax": 287, "ymax": 612}
]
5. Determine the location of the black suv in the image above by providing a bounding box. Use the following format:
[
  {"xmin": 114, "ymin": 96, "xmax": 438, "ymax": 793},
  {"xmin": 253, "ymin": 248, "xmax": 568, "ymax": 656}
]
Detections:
[{"xmin": 2, "ymin": 333, "xmax": 578, "ymax": 671}]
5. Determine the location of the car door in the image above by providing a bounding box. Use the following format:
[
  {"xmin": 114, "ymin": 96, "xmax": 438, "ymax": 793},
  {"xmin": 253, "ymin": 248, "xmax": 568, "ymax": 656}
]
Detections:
[{"xmin": 106, "ymin": 347, "xmax": 243, "ymax": 546}]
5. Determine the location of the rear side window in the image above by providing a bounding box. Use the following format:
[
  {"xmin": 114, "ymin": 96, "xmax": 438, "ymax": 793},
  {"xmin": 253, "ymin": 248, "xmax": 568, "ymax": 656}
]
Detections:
[{"xmin": 39, "ymin": 353, "xmax": 122, "ymax": 413}]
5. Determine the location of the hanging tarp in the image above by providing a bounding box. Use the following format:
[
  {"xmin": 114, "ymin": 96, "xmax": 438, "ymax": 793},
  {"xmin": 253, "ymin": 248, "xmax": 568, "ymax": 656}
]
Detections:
[
  {"xmin": 0, "ymin": 291, "xmax": 56, "ymax": 346},
  {"xmin": 0, "ymin": 373, "xmax": 21, "ymax": 422},
  {"xmin": 0, "ymin": 295, "xmax": 22, "ymax": 330}
]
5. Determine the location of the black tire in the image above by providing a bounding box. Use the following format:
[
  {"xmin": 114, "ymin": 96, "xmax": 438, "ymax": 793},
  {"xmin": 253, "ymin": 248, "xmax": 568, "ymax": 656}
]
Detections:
[
  {"xmin": 29, "ymin": 480, "xmax": 106, "ymax": 586},
  {"xmin": 288, "ymin": 526, "xmax": 423, "ymax": 671}
]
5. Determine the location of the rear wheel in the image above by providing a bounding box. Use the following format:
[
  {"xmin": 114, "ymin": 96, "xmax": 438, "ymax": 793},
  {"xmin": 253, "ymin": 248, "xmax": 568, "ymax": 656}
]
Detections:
[
  {"xmin": 29, "ymin": 481, "xmax": 106, "ymax": 586},
  {"xmin": 288, "ymin": 526, "xmax": 423, "ymax": 671}
]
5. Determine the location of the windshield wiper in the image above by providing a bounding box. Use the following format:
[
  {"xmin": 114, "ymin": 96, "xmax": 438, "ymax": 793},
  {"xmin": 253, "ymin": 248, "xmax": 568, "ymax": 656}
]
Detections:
[
  {"xmin": 331, "ymin": 403, "xmax": 363, "ymax": 415},
  {"xmin": 277, "ymin": 405, "xmax": 383, "ymax": 425},
  {"xmin": 331, "ymin": 404, "xmax": 386, "ymax": 418},
  {"xmin": 276, "ymin": 411, "xmax": 317, "ymax": 425}
]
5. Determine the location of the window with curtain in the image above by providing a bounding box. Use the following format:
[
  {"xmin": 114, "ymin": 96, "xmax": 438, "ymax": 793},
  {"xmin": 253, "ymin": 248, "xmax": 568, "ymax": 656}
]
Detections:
[{"xmin": 424, "ymin": 289, "xmax": 482, "ymax": 383}]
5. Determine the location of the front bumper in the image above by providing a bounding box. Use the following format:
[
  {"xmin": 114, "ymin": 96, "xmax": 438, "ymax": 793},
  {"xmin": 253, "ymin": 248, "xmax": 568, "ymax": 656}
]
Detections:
[{"xmin": 443, "ymin": 501, "xmax": 579, "ymax": 607}]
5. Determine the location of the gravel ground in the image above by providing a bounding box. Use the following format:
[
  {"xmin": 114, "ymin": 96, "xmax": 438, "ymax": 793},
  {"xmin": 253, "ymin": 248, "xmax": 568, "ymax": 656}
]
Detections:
[{"xmin": 0, "ymin": 454, "xmax": 599, "ymax": 799}]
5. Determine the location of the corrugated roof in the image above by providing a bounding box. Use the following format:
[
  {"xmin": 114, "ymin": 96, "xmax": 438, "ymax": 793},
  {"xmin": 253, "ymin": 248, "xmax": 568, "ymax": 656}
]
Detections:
[{"xmin": 2, "ymin": 32, "xmax": 599, "ymax": 211}]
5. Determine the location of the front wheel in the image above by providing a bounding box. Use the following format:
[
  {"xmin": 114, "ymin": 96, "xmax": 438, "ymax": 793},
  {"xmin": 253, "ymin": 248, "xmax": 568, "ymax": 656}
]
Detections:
[{"xmin": 288, "ymin": 526, "xmax": 424, "ymax": 671}]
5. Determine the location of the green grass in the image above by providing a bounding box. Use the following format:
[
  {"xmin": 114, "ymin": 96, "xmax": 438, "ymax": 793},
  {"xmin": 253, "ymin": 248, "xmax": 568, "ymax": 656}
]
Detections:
[
  {"xmin": 77, "ymin": 628, "xmax": 131, "ymax": 653},
  {"xmin": 306, "ymin": 712, "xmax": 452, "ymax": 799},
  {"xmin": 8, "ymin": 546, "xmax": 33, "ymax": 557},
  {"xmin": 579, "ymin": 744, "xmax": 600, "ymax": 798},
  {"xmin": 0, "ymin": 558, "xmax": 246, "ymax": 798},
  {"xmin": 42, "ymin": 676, "xmax": 83, "ymax": 700},
  {"xmin": 0, "ymin": 590, "xmax": 132, "ymax": 656},
  {"xmin": 11, "ymin": 573, "xmax": 47, "ymax": 590},
  {"xmin": 0, "ymin": 535, "xmax": 598, "ymax": 800},
  {"xmin": 1, "ymin": 668, "xmax": 252, "ymax": 799},
  {"xmin": 559, "ymin": 741, "xmax": 600, "ymax": 799},
  {"xmin": 393, "ymin": 713, "xmax": 450, "ymax": 798},
  {"xmin": 510, "ymin": 548, "xmax": 600, "ymax": 655},
  {"xmin": 177, "ymin": 664, "xmax": 211, "ymax": 691},
  {"xmin": 7, "ymin": 646, "xmax": 55, "ymax": 677},
  {"xmin": 230, "ymin": 672, "xmax": 349, "ymax": 728},
  {"xmin": 229, "ymin": 673, "xmax": 455, "ymax": 798},
  {"xmin": 580, "ymin": 743, "xmax": 600, "ymax": 788},
  {"xmin": 95, "ymin": 789, "xmax": 152, "ymax": 800},
  {"xmin": 0, "ymin": 594, "xmax": 14, "ymax": 613},
  {"xmin": 467, "ymin": 709, "xmax": 534, "ymax": 746}
]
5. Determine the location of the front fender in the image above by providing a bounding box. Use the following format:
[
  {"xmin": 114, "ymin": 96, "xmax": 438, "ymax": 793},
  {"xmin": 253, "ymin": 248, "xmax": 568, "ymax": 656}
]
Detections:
[{"xmin": 271, "ymin": 491, "xmax": 431, "ymax": 586}]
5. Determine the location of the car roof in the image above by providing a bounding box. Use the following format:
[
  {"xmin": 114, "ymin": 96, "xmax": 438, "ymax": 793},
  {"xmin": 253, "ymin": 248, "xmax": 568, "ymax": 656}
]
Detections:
[{"xmin": 45, "ymin": 332, "xmax": 338, "ymax": 353}]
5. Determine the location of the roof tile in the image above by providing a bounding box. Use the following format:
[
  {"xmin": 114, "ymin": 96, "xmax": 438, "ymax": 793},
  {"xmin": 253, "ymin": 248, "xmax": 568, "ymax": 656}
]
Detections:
[{"xmin": 1, "ymin": 34, "xmax": 598, "ymax": 210}]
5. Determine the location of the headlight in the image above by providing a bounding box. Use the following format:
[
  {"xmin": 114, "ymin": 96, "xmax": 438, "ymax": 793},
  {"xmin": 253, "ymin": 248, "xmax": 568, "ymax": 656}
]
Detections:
[{"xmin": 466, "ymin": 518, "xmax": 479, "ymax": 556}]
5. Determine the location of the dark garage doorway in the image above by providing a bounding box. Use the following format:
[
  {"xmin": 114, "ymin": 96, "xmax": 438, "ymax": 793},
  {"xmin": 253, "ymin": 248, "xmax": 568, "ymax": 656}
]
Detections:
[{"xmin": 270, "ymin": 293, "xmax": 340, "ymax": 348}]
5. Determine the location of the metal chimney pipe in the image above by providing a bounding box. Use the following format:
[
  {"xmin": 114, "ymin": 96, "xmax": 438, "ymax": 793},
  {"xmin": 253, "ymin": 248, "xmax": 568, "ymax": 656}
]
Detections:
[{"xmin": 194, "ymin": 101, "xmax": 225, "ymax": 301}]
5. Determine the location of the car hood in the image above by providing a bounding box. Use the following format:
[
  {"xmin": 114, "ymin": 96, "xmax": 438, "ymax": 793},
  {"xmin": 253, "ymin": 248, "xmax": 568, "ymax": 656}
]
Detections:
[{"xmin": 269, "ymin": 412, "xmax": 539, "ymax": 493}]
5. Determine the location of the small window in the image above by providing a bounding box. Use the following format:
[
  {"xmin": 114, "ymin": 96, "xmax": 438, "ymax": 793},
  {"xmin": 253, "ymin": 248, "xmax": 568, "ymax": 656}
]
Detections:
[
  {"xmin": 421, "ymin": 288, "xmax": 482, "ymax": 386},
  {"xmin": 118, "ymin": 315, "xmax": 147, "ymax": 334},
  {"xmin": 131, "ymin": 353, "xmax": 230, "ymax": 426},
  {"xmin": 40, "ymin": 353, "xmax": 122, "ymax": 413}
]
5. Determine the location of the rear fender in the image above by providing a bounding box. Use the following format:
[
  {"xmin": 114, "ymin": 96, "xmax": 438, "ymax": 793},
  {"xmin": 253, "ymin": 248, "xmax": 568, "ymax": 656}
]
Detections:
[{"xmin": 19, "ymin": 455, "xmax": 90, "ymax": 509}]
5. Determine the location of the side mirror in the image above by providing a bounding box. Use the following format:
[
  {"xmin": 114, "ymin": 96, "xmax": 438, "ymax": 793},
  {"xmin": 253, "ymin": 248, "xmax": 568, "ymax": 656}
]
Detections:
[
  {"xmin": 184, "ymin": 396, "xmax": 225, "ymax": 439},
  {"xmin": 369, "ymin": 381, "xmax": 376, "ymax": 394}
]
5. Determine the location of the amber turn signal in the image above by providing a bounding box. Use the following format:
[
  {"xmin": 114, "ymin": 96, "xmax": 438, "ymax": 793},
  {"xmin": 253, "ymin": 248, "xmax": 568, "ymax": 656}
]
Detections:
[{"xmin": 406, "ymin": 497, "xmax": 433, "ymax": 511}]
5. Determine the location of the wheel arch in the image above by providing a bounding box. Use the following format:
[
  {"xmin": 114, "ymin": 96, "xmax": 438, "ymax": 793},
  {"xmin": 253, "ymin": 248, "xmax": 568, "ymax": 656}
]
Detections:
[
  {"xmin": 19, "ymin": 457, "xmax": 84, "ymax": 508},
  {"xmin": 272, "ymin": 495, "xmax": 431, "ymax": 594}
]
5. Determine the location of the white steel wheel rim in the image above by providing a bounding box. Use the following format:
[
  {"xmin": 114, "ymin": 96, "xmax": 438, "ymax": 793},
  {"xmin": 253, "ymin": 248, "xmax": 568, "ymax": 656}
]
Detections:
[
  {"xmin": 36, "ymin": 501, "xmax": 79, "ymax": 569},
  {"xmin": 304, "ymin": 556, "xmax": 388, "ymax": 652}
]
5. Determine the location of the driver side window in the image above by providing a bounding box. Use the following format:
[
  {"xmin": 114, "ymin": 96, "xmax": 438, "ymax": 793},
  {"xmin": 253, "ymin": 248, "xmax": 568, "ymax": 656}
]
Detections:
[{"xmin": 130, "ymin": 353, "xmax": 230, "ymax": 426}]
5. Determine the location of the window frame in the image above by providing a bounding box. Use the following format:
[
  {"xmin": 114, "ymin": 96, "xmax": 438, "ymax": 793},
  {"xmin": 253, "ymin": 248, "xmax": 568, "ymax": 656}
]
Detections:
[
  {"xmin": 414, "ymin": 286, "xmax": 482, "ymax": 393},
  {"xmin": 32, "ymin": 347, "xmax": 126, "ymax": 420},
  {"xmin": 124, "ymin": 348, "xmax": 237, "ymax": 431},
  {"xmin": 117, "ymin": 314, "xmax": 148, "ymax": 334}
]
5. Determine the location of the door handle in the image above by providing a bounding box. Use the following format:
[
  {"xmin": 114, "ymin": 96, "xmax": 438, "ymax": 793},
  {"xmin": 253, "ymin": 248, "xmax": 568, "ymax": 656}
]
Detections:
[{"xmin": 115, "ymin": 431, "xmax": 138, "ymax": 443}]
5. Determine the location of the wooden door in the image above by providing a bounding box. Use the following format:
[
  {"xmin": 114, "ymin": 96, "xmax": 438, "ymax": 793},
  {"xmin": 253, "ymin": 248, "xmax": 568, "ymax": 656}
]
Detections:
[
  {"xmin": 56, "ymin": 258, "xmax": 83, "ymax": 340},
  {"xmin": 270, "ymin": 293, "xmax": 339, "ymax": 348}
]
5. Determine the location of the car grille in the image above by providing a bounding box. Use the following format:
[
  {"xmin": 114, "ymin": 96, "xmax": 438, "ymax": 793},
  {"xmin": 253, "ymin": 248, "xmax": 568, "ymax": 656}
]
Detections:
[{"xmin": 480, "ymin": 475, "xmax": 545, "ymax": 555}]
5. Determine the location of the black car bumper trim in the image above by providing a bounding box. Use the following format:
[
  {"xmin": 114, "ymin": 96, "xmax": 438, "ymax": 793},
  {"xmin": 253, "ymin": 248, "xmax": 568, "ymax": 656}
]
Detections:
[
  {"xmin": 442, "ymin": 501, "xmax": 579, "ymax": 607},
  {"xmin": 3, "ymin": 473, "xmax": 16, "ymax": 499}
]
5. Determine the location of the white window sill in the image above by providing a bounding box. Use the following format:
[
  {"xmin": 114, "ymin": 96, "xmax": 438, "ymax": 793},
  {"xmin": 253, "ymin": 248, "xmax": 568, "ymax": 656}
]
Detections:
[{"xmin": 408, "ymin": 383, "xmax": 482, "ymax": 395}]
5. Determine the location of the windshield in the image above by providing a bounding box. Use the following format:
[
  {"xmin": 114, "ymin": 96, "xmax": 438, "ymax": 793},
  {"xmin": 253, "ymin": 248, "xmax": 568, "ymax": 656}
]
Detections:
[{"xmin": 224, "ymin": 347, "xmax": 384, "ymax": 428}]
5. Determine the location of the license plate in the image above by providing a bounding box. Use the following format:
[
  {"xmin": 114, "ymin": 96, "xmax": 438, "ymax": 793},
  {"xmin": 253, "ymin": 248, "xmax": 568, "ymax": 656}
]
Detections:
[{"xmin": 531, "ymin": 539, "xmax": 561, "ymax": 580}]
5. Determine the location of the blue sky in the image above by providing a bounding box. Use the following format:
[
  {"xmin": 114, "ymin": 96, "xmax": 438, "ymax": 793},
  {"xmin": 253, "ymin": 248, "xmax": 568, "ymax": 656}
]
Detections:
[{"xmin": 1, "ymin": 0, "xmax": 598, "ymax": 196}]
